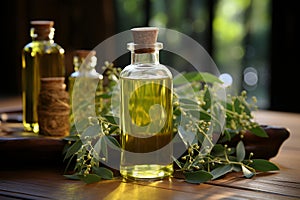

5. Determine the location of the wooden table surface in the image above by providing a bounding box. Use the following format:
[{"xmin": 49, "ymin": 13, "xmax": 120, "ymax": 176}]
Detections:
[{"xmin": 0, "ymin": 97, "xmax": 299, "ymax": 200}]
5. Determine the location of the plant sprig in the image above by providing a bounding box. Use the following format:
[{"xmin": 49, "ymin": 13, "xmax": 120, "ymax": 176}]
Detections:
[{"xmin": 63, "ymin": 62, "xmax": 279, "ymax": 184}]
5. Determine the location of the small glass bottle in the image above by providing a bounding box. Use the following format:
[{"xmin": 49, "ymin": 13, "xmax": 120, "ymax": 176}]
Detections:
[
  {"xmin": 68, "ymin": 50, "xmax": 103, "ymax": 128},
  {"xmin": 22, "ymin": 20, "xmax": 65, "ymax": 133},
  {"xmin": 120, "ymin": 27, "xmax": 174, "ymax": 180}
]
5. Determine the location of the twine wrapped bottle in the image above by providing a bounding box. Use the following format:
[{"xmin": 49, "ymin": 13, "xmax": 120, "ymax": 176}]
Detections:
[{"xmin": 38, "ymin": 77, "xmax": 70, "ymax": 136}]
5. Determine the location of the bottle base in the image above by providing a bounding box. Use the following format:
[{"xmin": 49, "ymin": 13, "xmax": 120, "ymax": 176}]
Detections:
[
  {"xmin": 120, "ymin": 164, "xmax": 173, "ymax": 181},
  {"xmin": 23, "ymin": 122, "xmax": 39, "ymax": 133}
]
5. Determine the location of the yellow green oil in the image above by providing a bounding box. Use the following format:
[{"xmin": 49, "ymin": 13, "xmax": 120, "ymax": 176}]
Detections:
[
  {"xmin": 22, "ymin": 42, "xmax": 65, "ymax": 133},
  {"xmin": 120, "ymin": 76, "xmax": 173, "ymax": 180}
]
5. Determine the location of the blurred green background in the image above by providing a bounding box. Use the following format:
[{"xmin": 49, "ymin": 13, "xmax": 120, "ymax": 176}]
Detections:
[{"xmin": 2, "ymin": 0, "xmax": 299, "ymax": 113}]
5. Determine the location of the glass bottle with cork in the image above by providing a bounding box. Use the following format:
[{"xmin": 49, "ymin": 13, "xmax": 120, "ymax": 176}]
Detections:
[
  {"xmin": 68, "ymin": 50, "xmax": 103, "ymax": 128},
  {"xmin": 22, "ymin": 20, "xmax": 65, "ymax": 133},
  {"xmin": 119, "ymin": 27, "xmax": 174, "ymax": 180}
]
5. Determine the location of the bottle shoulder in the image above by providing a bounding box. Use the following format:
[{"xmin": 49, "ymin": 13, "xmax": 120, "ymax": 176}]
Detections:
[
  {"xmin": 69, "ymin": 69, "xmax": 103, "ymax": 79},
  {"xmin": 120, "ymin": 63, "xmax": 173, "ymax": 79},
  {"xmin": 23, "ymin": 41, "xmax": 64, "ymax": 53}
]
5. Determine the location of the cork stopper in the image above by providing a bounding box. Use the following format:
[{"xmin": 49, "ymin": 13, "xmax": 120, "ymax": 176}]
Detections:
[
  {"xmin": 73, "ymin": 50, "xmax": 97, "ymax": 71},
  {"xmin": 30, "ymin": 20, "xmax": 54, "ymax": 29},
  {"xmin": 130, "ymin": 27, "xmax": 160, "ymax": 53},
  {"xmin": 73, "ymin": 50, "xmax": 96, "ymax": 59},
  {"xmin": 131, "ymin": 27, "xmax": 159, "ymax": 44},
  {"xmin": 30, "ymin": 20, "xmax": 54, "ymax": 40}
]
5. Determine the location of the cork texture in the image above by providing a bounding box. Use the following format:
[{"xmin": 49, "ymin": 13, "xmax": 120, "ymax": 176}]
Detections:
[
  {"xmin": 131, "ymin": 27, "xmax": 159, "ymax": 44},
  {"xmin": 30, "ymin": 20, "xmax": 54, "ymax": 29},
  {"xmin": 73, "ymin": 50, "xmax": 96, "ymax": 58}
]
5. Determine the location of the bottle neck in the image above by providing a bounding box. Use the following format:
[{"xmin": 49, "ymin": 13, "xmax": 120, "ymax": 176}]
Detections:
[
  {"xmin": 73, "ymin": 55, "xmax": 97, "ymax": 72},
  {"xmin": 128, "ymin": 42, "xmax": 163, "ymax": 65},
  {"xmin": 131, "ymin": 50, "xmax": 160, "ymax": 65},
  {"xmin": 30, "ymin": 27, "xmax": 55, "ymax": 41}
]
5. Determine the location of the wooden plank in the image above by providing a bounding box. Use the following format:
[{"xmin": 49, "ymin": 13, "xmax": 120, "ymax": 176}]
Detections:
[
  {"xmin": 0, "ymin": 108, "xmax": 299, "ymax": 199},
  {"xmin": 0, "ymin": 168, "xmax": 298, "ymax": 200},
  {"xmin": 206, "ymin": 172, "xmax": 300, "ymax": 199}
]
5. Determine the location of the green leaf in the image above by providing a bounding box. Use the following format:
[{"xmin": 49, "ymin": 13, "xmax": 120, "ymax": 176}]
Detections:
[
  {"xmin": 225, "ymin": 101, "xmax": 233, "ymax": 112},
  {"xmin": 94, "ymin": 138, "xmax": 103, "ymax": 158},
  {"xmin": 210, "ymin": 144, "xmax": 225, "ymax": 156},
  {"xmin": 63, "ymin": 135, "xmax": 80, "ymax": 141},
  {"xmin": 223, "ymin": 130, "xmax": 232, "ymax": 142},
  {"xmin": 63, "ymin": 140, "xmax": 82, "ymax": 161},
  {"xmin": 241, "ymin": 99, "xmax": 251, "ymax": 116},
  {"xmin": 232, "ymin": 96, "xmax": 251, "ymax": 115},
  {"xmin": 104, "ymin": 115, "xmax": 119, "ymax": 125},
  {"xmin": 73, "ymin": 118, "xmax": 90, "ymax": 133},
  {"xmin": 210, "ymin": 165, "xmax": 233, "ymax": 180},
  {"xmin": 81, "ymin": 125, "xmax": 101, "ymax": 139},
  {"xmin": 62, "ymin": 143, "xmax": 70, "ymax": 155},
  {"xmin": 232, "ymin": 164, "xmax": 241, "ymax": 172},
  {"xmin": 236, "ymin": 141, "xmax": 245, "ymax": 162},
  {"xmin": 173, "ymin": 108, "xmax": 181, "ymax": 116},
  {"xmin": 202, "ymin": 89, "xmax": 211, "ymax": 110},
  {"xmin": 69, "ymin": 124, "xmax": 78, "ymax": 135},
  {"xmin": 249, "ymin": 126, "xmax": 268, "ymax": 138},
  {"xmin": 179, "ymin": 98, "xmax": 199, "ymax": 105},
  {"xmin": 233, "ymin": 98, "xmax": 242, "ymax": 114},
  {"xmin": 80, "ymin": 174, "xmax": 102, "ymax": 184},
  {"xmin": 242, "ymin": 165, "xmax": 255, "ymax": 178},
  {"xmin": 178, "ymin": 126, "xmax": 198, "ymax": 147},
  {"xmin": 92, "ymin": 166, "xmax": 114, "ymax": 180},
  {"xmin": 183, "ymin": 170, "xmax": 213, "ymax": 184},
  {"xmin": 218, "ymin": 129, "xmax": 234, "ymax": 143},
  {"xmin": 200, "ymin": 72, "xmax": 224, "ymax": 84},
  {"xmin": 64, "ymin": 173, "xmax": 81, "ymax": 180},
  {"xmin": 249, "ymin": 159, "xmax": 279, "ymax": 172},
  {"xmin": 187, "ymin": 109, "xmax": 211, "ymax": 121},
  {"xmin": 173, "ymin": 72, "xmax": 223, "ymax": 86},
  {"xmin": 101, "ymin": 136, "xmax": 108, "ymax": 158},
  {"xmin": 107, "ymin": 135, "xmax": 121, "ymax": 148},
  {"xmin": 63, "ymin": 153, "xmax": 76, "ymax": 174},
  {"xmin": 227, "ymin": 156, "xmax": 238, "ymax": 162},
  {"xmin": 98, "ymin": 93, "xmax": 112, "ymax": 99},
  {"xmin": 108, "ymin": 125, "xmax": 119, "ymax": 135},
  {"xmin": 226, "ymin": 147, "xmax": 236, "ymax": 156},
  {"xmin": 172, "ymin": 156, "xmax": 182, "ymax": 169}
]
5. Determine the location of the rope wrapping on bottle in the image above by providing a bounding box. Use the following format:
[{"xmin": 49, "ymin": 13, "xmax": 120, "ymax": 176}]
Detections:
[{"xmin": 38, "ymin": 77, "xmax": 70, "ymax": 136}]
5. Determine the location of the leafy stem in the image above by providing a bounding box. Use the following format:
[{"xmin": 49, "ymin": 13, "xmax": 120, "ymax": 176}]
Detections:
[{"xmin": 63, "ymin": 62, "xmax": 279, "ymax": 184}]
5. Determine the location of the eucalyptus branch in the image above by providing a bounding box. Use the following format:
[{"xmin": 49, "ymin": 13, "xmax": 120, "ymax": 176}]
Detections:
[{"xmin": 63, "ymin": 62, "xmax": 279, "ymax": 184}]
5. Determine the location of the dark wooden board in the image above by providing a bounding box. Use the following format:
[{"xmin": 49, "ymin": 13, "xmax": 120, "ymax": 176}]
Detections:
[
  {"xmin": 0, "ymin": 123, "xmax": 289, "ymax": 169},
  {"xmin": 0, "ymin": 123, "xmax": 66, "ymax": 168}
]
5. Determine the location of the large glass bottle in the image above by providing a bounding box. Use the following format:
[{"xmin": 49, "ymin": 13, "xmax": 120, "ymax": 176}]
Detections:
[
  {"xmin": 68, "ymin": 50, "xmax": 103, "ymax": 128},
  {"xmin": 120, "ymin": 27, "xmax": 174, "ymax": 180},
  {"xmin": 22, "ymin": 20, "xmax": 65, "ymax": 133}
]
